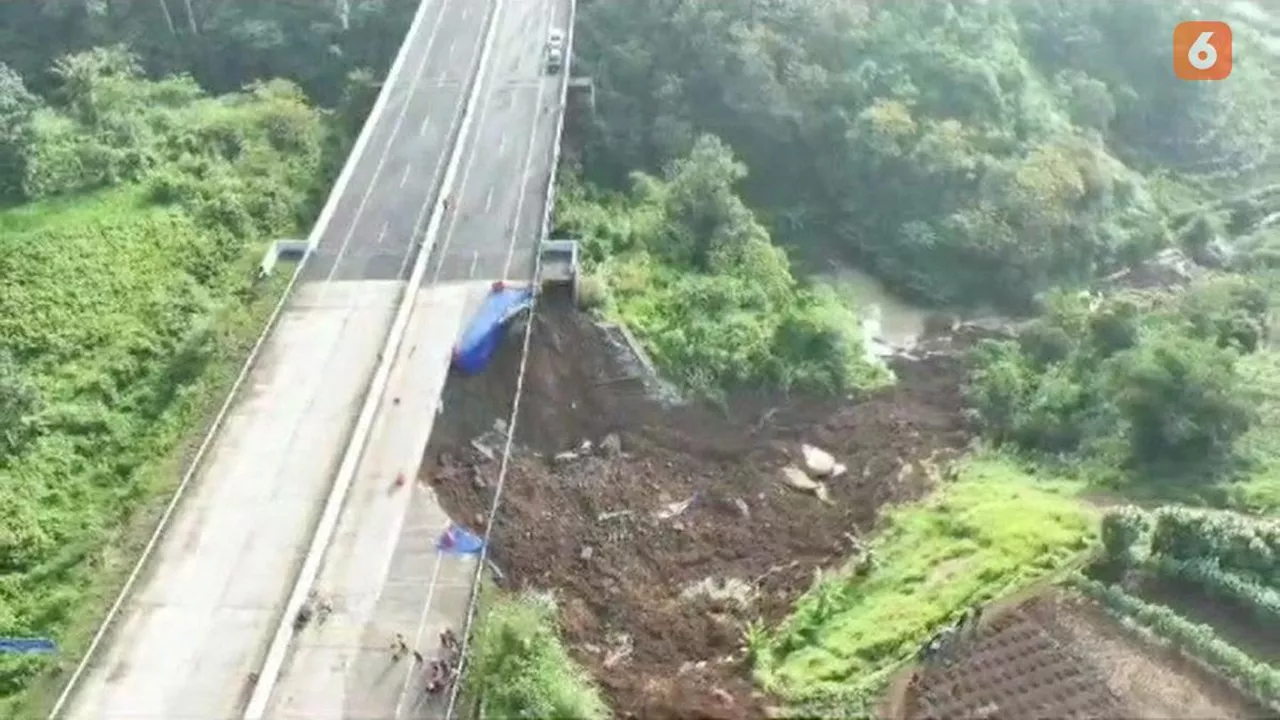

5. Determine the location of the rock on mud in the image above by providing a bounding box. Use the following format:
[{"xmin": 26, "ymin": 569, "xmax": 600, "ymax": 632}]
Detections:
[{"xmin": 801, "ymin": 443, "xmax": 836, "ymax": 476}]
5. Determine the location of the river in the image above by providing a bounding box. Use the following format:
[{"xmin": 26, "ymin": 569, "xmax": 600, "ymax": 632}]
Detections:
[{"xmin": 821, "ymin": 263, "xmax": 934, "ymax": 361}]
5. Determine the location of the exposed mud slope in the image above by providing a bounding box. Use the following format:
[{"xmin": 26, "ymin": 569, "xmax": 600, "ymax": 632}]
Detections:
[{"xmin": 422, "ymin": 300, "xmax": 972, "ymax": 718}]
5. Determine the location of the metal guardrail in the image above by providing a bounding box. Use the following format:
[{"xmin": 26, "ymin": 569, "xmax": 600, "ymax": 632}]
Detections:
[
  {"xmin": 45, "ymin": 0, "xmax": 442, "ymax": 715},
  {"xmin": 241, "ymin": 0, "xmax": 511, "ymax": 714}
]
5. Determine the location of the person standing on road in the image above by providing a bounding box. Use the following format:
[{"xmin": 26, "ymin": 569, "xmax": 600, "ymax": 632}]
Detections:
[{"xmin": 390, "ymin": 633, "xmax": 408, "ymax": 661}]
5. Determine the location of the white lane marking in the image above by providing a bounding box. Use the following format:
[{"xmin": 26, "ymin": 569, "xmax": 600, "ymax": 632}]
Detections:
[
  {"xmin": 448, "ymin": 38, "xmax": 456, "ymax": 57},
  {"xmin": 427, "ymin": 18, "xmax": 509, "ymax": 284},
  {"xmin": 376, "ymin": 221, "xmax": 389, "ymax": 244},
  {"xmin": 392, "ymin": 7, "xmax": 493, "ymax": 282},
  {"xmin": 484, "ymin": 186, "xmax": 494, "ymax": 211},
  {"xmin": 470, "ymin": 250, "xmax": 480, "ymax": 278},
  {"xmin": 319, "ymin": 0, "xmax": 453, "ymax": 285},
  {"xmin": 392, "ymin": 550, "xmax": 443, "ymax": 718},
  {"xmin": 462, "ymin": 4, "xmax": 469, "ymax": 19},
  {"xmin": 399, "ymin": 163, "xmax": 413, "ymax": 188},
  {"xmin": 498, "ymin": 132, "xmax": 506, "ymax": 155},
  {"xmin": 419, "ymin": 115, "xmax": 430, "ymax": 137},
  {"xmin": 242, "ymin": 0, "xmax": 506, "ymax": 713},
  {"xmin": 503, "ymin": 82, "xmax": 554, "ymax": 278}
]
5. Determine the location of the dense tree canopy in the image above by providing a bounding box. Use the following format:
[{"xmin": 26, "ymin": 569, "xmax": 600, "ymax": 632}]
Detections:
[
  {"xmin": 573, "ymin": 0, "xmax": 1279, "ymax": 308},
  {"xmin": 967, "ymin": 277, "xmax": 1266, "ymax": 477},
  {"xmin": 0, "ymin": 0, "xmax": 416, "ymax": 106}
]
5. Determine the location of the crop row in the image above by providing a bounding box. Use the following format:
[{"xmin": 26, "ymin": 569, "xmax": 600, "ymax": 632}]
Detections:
[
  {"xmin": 1147, "ymin": 555, "xmax": 1280, "ymax": 629},
  {"xmin": 1071, "ymin": 575, "xmax": 1280, "ymax": 711}
]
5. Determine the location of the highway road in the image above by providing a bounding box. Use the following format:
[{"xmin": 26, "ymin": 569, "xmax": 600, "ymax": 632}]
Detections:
[
  {"xmin": 256, "ymin": 0, "xmax": 573, "ymax": 715},
  {"xmin": 426, "ymin": 0, "xmax": 568, "ymax": 284},
  {"xmin": 306, "ymin": 0, "xmax": 491, "ymax": 283},
  {"xmin": 56, "ymin": 0, "xmax": 489, "ymax": 716}
]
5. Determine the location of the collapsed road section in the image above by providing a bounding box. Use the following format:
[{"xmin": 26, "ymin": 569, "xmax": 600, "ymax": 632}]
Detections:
[{"xmin": 421, "ymin": 296, "xmax": 975, "ymax": 717}]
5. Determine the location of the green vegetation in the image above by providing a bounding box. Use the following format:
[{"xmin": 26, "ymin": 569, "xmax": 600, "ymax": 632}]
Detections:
[
  {"xmin": 1148, "ymin": 557, "xmax": 1280, "ymax": 630},
  {"xmin": 750, "ymin": 456, "xmax": 1094, "ymax": 710},
  {"xmin": 1088, "ymin": 505, "xmax": 1280, "ymax": 708},
  {"xmin": 576, "ymin": 0, "xmax": 1278, "ymax": 310},
  {"xmin": 556, "ymin": 136, "xmax": 886, "ymax": 397},
  {"xmin": 967, "ymin": 277, "xmax": 1265, "ymax": 481},
  {"xmin": 461, "ymin": 591, "xmax": 609, "ymax": 720},
  {"xmin": 0, "ymin": 0, "xmax": 411, "ymax": 705},
  {"xmin": 0, "ymin": 0, "xmax": 417, "ymax": 107}
]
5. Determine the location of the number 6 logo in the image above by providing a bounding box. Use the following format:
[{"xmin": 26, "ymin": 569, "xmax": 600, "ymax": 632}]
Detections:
[{"xmin": 1174, "ymin": 21, "xmax": 1233, "ymax": 80}]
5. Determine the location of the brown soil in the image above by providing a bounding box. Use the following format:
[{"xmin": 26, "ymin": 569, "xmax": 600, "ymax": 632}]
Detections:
[
  {"xmin": 894, "ymin": 589, "xmax": 1270, "ymax": 720},
  {"xmin": 422, "ymin": 299, "xmax": 972, "ymax": 718}
]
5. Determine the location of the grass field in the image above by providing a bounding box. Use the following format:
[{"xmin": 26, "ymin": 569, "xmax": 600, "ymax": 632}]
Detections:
[
  {"xmin": 0, "ymin": 186, "xmax": 297, "ymax": 716},
  {"xmin": 751, "ymin": 456, "xmax": 1097, "ymax": 709}
]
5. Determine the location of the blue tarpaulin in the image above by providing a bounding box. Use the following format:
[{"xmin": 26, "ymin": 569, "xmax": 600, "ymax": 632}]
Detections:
[
  {"xmin": 437, "ymin": 524, "xmax": 485, "ymax": 555},
  {"xmin": 453, "ymin": 284, "xmax": 533, "ymax": 375}
]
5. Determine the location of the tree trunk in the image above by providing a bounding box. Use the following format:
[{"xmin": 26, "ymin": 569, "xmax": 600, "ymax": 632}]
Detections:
[
  {"xmin": 157, "ymin": 0, "xmax": 177, "ymax": 34},
  {"xmin": 181, "ymin": 0, "xmax": 197, "ymax": 34}
]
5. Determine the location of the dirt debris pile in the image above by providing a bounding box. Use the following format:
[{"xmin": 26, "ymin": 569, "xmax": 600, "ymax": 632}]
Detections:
[{"xmin": 422, "ymin": 302, "xmax": 973, "ymax": 717}]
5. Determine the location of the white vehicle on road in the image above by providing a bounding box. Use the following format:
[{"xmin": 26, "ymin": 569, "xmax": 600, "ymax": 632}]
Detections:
[{"xmin": 545, "ymin": 27, "xmax": 565, "ymax": 74}]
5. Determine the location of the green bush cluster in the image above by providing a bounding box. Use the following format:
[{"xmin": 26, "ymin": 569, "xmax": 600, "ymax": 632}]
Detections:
[
  {"xmin": 1100, "ymin": 505, "xmax": 1150, "ymax": 568},
  {"xmin": 1099, "ymin": 505, "xmax": 1280, "ymax": 582},
  {"xmin": 1149, "ymin": 506, "xmax": 1280, "ymax": 582},
  {"xmin": 1073, "ymin": 575, "xmax": 1280, "ymax": 708},
  {"xmin": 556, "ymin": 137, "xmax": 887, "ymax": 398},
  {"xmin": 968, "ymin": 279, "xmax": 1264, "ymax": 477},
  {"xmin": 461, "ymin": 592, "xmax": 609, "ymax": 720}
]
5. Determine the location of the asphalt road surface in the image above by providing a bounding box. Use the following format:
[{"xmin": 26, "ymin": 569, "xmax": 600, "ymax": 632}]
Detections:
[
  {"xmin": 425, "ymin": 0, "xmax": 570, "ymax": 284},
  {"xmin": 57, "ymin": 0, "xmax": 492, "ymax": 717},
  {"xmin": 305, "ymin": 0, "xmax": 492, "ymax": 283}
]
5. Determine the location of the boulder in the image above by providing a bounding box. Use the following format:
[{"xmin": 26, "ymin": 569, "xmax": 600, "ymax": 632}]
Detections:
[{"xmin": 801, "ymin": 444, "xmax": 836, "ymax": 477}]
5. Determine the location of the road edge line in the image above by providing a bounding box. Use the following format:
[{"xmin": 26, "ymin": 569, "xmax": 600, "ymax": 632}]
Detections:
[
  {"xmin": 43, "ymin": 1, "xmax": 439, "ymax": 717},
  {"xmin": 239, "ymin": 0, "xmax": 508, "ymax": 714},
  {"xmin": 442, "ymin": 0, "xmax": 578, "ymax": 714}
]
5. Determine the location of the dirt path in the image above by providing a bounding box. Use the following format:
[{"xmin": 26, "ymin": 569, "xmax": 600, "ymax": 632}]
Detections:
[{"xmin": 422, "ymin": 302, "xmax": 972, "ymax": 717}]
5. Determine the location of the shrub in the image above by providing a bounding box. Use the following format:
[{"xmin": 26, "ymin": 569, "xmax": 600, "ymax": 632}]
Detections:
[
  {"xmin": 1100, "ymin": 505, "xmax": 1150, "ymax": 568},
  {"xmin": 461, "ymin": 592, "xmax": 609, "ymax": 720},
  {"xmin": 1150, "ymin": 507, "xmax": 1280, "ymax": 583}
]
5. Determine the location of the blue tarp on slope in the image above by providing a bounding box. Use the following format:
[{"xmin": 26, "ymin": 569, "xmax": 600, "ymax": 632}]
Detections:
[
  {"xmin": 437, "ymin": 524, "xmax": 485, "ymax": 555},
  {"xmin": 452, "ymin": 285, "xmax": 534, "ymax": 375}
]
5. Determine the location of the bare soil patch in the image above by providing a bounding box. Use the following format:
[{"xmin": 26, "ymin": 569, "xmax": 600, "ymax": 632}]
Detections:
[
  {"xmin": 895, "ymin": 589, "xmax": 1269, "ymax": 720},
  {"xmin": 422, "ymin": 300, "xmax": 972, "ymax": 718}
]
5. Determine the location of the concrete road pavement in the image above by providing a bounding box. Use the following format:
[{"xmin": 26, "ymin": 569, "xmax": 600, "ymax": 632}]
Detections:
[
  {"xmin": 63, "ymin": 282, "xmax": 402, "ymax": 720},
  {"xmin": 254, "ymin": 0, "xmax": 573, "ymax": 715},
  {"xmin": 427, "ymin": 0, "xmax": 571, "ymax": 283},
  {"xmin": 305, "ymin": 0, "xmax": 491, "ymax": 283},
  {"xmin": 259, "ymin": 280, "xmax": 500, "ymax": 720},
  {"xmin": 59, "ymin": 0, "xmax": 492, "ymax": 715}
]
